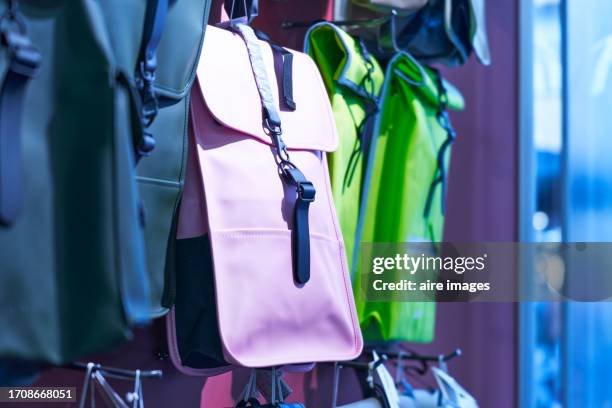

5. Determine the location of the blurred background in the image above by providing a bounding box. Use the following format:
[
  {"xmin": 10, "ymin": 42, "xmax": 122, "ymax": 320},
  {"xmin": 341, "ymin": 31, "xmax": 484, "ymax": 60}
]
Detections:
[{"xmin": 522, "ymin": 0, "xmax": 612, "ymax": 406}]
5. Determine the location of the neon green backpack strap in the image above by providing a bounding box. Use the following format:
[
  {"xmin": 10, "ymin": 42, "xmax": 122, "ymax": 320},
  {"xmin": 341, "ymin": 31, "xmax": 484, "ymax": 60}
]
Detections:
[
  {"xmin": 357, "ymin": 52, "xmax": 464, "ymax": 343},
  {"xmin": 305, "ymin": 23, "xmax": 384, "ymax": 273}
]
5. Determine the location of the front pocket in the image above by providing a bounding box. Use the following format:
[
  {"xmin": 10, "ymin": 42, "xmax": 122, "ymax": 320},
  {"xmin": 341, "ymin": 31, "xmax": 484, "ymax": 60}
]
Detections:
[{"xmin": 209, "ymin": 228, "xmax": 362, "ymax": 367}]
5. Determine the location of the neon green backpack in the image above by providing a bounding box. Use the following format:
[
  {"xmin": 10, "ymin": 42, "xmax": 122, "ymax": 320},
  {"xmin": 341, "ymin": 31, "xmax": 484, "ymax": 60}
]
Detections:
[
  {"xmin": 357, "ymin": 52, "xmax": 464, "ymax": 343},
  {"xmin": 304, "ymin": 23, "xmax": 384, "ymax": 272}
]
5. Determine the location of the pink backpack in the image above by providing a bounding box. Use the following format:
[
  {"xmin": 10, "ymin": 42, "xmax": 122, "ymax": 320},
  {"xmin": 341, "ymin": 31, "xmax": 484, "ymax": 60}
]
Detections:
[{"xmin": 166, "ymin": 24, "xmax": 362, "ymax": 375}]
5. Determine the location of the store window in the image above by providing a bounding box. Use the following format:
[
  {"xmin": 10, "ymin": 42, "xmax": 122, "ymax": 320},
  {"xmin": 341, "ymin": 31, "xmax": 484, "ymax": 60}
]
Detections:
[
  {"xmin": 531, "ymin": 0, "xmax": 563, "ymax": 406},
  {"xmin": 564, "ymin": 0, "xmax": 612, "ymax": 405},
  {"xmin": 525, "ymin": 0, "xmax": 612, "ymax": 406}
]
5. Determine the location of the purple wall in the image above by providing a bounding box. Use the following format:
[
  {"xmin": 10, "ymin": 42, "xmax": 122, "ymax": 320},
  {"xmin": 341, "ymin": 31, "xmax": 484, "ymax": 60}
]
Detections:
[{"xmin": 423, "ymin": 0, "xmax": 520, "ymax": 406}]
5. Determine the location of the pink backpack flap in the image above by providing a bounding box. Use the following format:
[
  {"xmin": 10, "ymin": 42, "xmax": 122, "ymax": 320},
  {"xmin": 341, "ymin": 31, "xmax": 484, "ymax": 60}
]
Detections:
[{"xmin": 168, "ymin": 23, "xmax": 363, "ymax": 371}]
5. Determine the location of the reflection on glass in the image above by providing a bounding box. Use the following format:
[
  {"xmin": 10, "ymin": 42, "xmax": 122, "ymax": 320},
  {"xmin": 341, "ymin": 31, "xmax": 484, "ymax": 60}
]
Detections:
[
  {"xmin": 532, "ymin": 0, "xmax": 563, "ymax": 407},
  {"xmin": 565, "ymin": 0, "xmax": 612, "ymax": 406},
  {"xmin": 531, "ymin": 0, "xmax": 612, "ymax": 405}
]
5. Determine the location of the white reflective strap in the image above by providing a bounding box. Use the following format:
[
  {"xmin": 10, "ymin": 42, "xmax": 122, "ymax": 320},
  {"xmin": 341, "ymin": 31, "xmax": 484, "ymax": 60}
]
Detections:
[{"xmin": 235, "ymin": 23, "xmax": 281, "ymax": 125}]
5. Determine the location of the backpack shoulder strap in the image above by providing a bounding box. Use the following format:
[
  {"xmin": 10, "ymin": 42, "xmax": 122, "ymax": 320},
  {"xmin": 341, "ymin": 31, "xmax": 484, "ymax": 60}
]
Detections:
[
  {"xmin": 0, "ymin": 0, "xmax": 41, "ymax": 227},
  {"xmin": 134, "ymin": 0, "xmax": 169, "ymax": 160},
  {"xmin": 235, "ymin": 23, "xmax": 315, "ymax": 285}
]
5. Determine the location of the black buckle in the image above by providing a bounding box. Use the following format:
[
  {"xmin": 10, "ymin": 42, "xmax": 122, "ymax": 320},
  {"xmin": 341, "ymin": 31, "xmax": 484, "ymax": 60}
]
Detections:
[
  {"xmin": 1, "ymin": 30, "xmax": 41, "ymax": 78},
  {"xmin": 284, "ymin": 167, "xmax": 316, "ymax": 202},
  {"xmin": 297, "ymin": 181, "xmax": 316, "ymax": 202}
]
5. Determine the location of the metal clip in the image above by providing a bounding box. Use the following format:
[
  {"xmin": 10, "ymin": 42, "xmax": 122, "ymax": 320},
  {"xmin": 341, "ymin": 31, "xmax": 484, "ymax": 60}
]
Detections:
[
  {"xmin": 1, "ymin": 29, "xmax": 41, "ymax": 78},
  {"xmin": 137, "ymin": 61, "xmax": 159, "ymax": 127}
]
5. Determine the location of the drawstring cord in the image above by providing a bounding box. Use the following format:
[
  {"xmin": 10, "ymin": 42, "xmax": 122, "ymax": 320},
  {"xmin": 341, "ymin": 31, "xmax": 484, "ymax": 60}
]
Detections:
[
  {"xmin": 423, "ymin": 70, "xmax": 456, "ymax": 230},
  {"xmin": 343, "ymin": 38, "xmax": 379, "ymax": 190}
]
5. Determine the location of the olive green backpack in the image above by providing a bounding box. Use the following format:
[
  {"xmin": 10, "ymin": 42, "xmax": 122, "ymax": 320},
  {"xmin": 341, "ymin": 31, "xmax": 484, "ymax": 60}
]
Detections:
[{"xmin": 0, "ymin": 0, "xmax": 210, "ymax": 364}]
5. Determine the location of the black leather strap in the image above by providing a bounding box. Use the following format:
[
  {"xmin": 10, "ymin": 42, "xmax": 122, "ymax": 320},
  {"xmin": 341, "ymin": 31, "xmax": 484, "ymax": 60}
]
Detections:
[
  {"xmin": 280, "ymin": 51, "xmax": 295, "ymax": 110},
  {"xmin": 253, "ymin": 29, "xmax": 296, "ymax": 111},
  {"xmin": 134, "ymin": 0, "xmax": 169, "ymax": 161},
  {"xmin": 0, "ymin": 3, "xmax": 41, "ymax": 227},
  {"xmin": 285, "ymin": 167, "xmax": 315, "ymax": 285}
]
